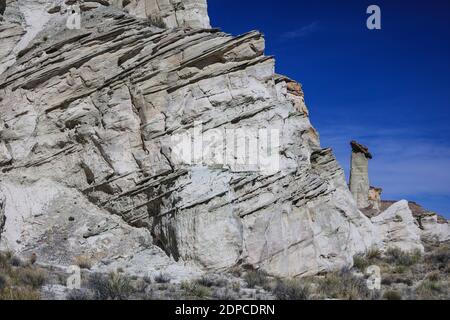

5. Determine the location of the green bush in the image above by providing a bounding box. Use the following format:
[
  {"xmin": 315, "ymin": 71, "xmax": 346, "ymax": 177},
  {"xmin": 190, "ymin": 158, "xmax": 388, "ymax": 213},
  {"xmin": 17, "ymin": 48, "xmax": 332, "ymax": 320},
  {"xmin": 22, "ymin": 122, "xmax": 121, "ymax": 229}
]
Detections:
[
  {"xmin": 353, "ymin": 254, "xmax": 370, "ymax": 271},
  {"xmin": 88, "ymin": 272, "xmax": 133, "ymax": 300}
]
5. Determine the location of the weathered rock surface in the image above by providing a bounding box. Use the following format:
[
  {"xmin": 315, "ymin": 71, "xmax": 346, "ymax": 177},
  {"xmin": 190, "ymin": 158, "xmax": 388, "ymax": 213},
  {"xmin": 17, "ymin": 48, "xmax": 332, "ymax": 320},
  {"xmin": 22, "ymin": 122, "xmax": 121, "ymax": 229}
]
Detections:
[
  {"xmin": 371, "ymin": 200, "xmax": 424, "ymax": 252},
  {"xmin": 349, "ymin": 140, "xmax": 372, "ymax": 209},
  {"xmin": 0, "ymin": 178, "xmax": 200, "ymax": 280},
  {"xmin": 420, "ymin": 214, "xmax": 450, "ymax": 243},
  {"xmin": 0, "ymin": 0, "xmax": 446, "ymax": 281},
  {"xmin": 120, "ymin": 0, "xmax": 211, "ymax": 29},
  {"xmin": 0, "ymin": 1, "xmax": 383, "ymax": 278},
  {"xmin": 379, "ymin": 200, "xmax": 450, "ymax": 244}
]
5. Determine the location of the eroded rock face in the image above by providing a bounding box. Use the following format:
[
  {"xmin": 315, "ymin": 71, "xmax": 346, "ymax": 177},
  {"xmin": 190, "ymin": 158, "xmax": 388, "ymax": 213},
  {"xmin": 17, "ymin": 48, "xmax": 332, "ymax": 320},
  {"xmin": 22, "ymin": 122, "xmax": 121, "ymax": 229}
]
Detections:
[
  {"xmin": 121, "ymin": 0, "xmax": 211, "ymax": 29},
  {"xmin": 349, "ymin": 140, "xmax": 372, "ymax": 209},
  {"xmin": 371, "ymin": 200, "xmax": 424, "ymax": 252},
  {"xmin": 0, "ymin": 2, "xmax": 382, "ymax": 277},
  {"xmin": 3, "ymin": 0, "xmax": 444, "ymax": 279},
  {"xmin": 421, "ymin": 214, "xmax": 450, "ymax": 243}
]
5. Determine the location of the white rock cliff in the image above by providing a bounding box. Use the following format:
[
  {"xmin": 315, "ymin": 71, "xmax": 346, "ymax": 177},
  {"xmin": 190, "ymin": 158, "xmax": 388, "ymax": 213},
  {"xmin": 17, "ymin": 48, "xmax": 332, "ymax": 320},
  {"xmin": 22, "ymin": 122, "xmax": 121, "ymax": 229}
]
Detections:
[{"xmin": 0, "ymin": 0, "xmax": 447, "ymax": 280}]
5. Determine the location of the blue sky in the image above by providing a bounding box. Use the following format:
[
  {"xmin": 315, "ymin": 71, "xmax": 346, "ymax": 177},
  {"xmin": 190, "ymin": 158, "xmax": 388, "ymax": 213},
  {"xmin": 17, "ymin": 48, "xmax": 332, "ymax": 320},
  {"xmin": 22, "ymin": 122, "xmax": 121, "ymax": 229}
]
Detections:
[{"xmin": 208, "ymin": 0, "xmax": 450, "ymax": 218}]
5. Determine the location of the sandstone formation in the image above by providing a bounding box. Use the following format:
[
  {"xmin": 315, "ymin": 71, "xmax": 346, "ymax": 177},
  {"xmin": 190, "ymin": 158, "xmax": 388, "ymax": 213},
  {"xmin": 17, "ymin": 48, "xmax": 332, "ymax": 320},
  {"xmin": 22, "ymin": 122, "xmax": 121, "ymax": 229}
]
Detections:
[
  {"xmin": 349, "ymin": 140, "xmax": 372, "ymax": 209},
  {"xmin": 371, "ymin": 200, "xmax": 424, "ymax": 252},
  {"xmin": 0, "ymin": 0, "xmax": 447, "ymax": 284},
  {"xmin": 119, "ymin": 0, "xmax": 211, "ymax": 29},
  {"xmin": 420, "ymin": 213, "xmax": 450, "ymax": 243},
  {"xmin": 0, "ymin": 0, "xmax": 382, "ymax": 278}
]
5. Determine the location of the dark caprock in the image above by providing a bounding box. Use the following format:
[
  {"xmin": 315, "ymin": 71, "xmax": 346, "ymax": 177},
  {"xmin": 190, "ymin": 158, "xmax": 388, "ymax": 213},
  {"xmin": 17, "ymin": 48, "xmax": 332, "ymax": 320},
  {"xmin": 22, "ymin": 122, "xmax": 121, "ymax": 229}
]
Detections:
[{"xmin": 0, "ymin": 0, "xmax": 6, "ymax": 16}]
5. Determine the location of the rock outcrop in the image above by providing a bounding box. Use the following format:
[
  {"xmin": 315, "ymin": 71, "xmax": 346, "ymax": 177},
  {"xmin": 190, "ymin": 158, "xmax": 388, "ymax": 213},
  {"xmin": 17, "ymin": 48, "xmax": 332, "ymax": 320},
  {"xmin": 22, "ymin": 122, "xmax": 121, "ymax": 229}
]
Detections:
[
  {"xmin": 349, "ymin": 140, "xmax": 372, "ymax": 209},
  {"xmin": 0, "ymin": 1, "xmax": 381, "ymax": 278},
  {"xmin": 371, "ymin": 200, "xmax": 424, "ymax": 252},
  {"xmin": 120, "ymin": 0, "xmax": 211, "ymax": 29},
  {"xmin": 0, "ymin": 0, "xmax": 447, "ymax": 282},
  {"xmin": 420, "ymin": 213, "xmax": 450, "ymax": 243}
]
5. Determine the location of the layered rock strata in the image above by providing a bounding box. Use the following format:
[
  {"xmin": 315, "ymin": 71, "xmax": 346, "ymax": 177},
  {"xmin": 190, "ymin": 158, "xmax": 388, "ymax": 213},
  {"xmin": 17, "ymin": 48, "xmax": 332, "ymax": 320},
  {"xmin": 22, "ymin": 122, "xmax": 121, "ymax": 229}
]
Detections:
[{"xmin": 0, "ymin": 0, "xmax": 447, "ymax": 281}]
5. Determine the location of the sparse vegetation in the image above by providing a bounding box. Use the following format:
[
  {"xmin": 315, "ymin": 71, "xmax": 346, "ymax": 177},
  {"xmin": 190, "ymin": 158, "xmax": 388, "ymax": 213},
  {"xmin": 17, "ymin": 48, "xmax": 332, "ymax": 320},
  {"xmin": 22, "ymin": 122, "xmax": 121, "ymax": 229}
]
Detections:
[
  {"xmin": 74, "ymin": 255, "xmax": 92, "ymax": 270},
  {"xmin": 415, "ymin": 280, "xmax": 444, "ymax": 300},
  {"xmin": 148, "ymin": 15, "xmax": 167, "ymax": 28},
  {"xmin": 273, "ymin": 279, "xmax": 311, "ymax": 300},
  {"xmin": 317, "ymin": 268, "xmax": 371, "ymax": 300},
  {"xmin": 385, "ymin": 248, "xmax": 422, "ymax": 266},
  {"xmin": 88, "ymin": 272, "xmax": 133, "ymax": 300},
  {"xmin": 154, "ymin": 272, "xmax": 171, "ymax": 284},
  {"xmin": 244, "ymin": 270, "xmax": 269, "ymax": 289},
  {"xmin": 181, "ymin": 281, "xmax": 211, "ymax": 299},
  {"xmin": 1, "ymin": 243, "xmax": 448, "ymax": 300},
  {"xmin": 0, "ymin": 251, "xmax": 48, "ymax": 300}
]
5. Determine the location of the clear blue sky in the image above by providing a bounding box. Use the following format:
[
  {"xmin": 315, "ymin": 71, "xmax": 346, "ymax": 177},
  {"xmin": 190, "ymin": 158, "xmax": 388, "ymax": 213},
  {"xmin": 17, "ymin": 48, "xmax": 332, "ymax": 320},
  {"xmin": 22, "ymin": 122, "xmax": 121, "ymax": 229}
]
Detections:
[{"xmin": 208, "ymin": 0, "xmax": 450, "ymax": 218}]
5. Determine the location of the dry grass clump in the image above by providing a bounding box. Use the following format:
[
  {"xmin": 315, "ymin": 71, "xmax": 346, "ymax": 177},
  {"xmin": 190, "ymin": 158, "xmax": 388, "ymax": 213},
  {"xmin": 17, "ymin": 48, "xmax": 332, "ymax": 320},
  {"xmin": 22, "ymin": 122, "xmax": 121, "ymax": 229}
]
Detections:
[
  {"xmin": 74, "ymin": 255, "xmax": 92, "ymax": 270},
  {"xmin": 415, "ymin": 280, "xmax": 445, "ymax": 300},
  {"xmin": 88, "ymin": 272, "xmax": 133, "ymax": 300},
  {"xmin": 154, "ymin": 272, "xmax": 171, "ymax": 284},
  {"xmin": 243, "ymin": 270, "xmax": 269, "ymax": 289},
  {"xmin": 317, "ymin": 269, "xmax": 371, "ymax": 300},
  {"xmin": 181, "ymin": 281, "xmax": 211, "ymax": 299},
  {"xmin": 273, "ymin": 279, "xmax": 311, "ymax": 300},
  {"xmin": 385, "ymin": 248, "xmax": 422, "ymax": 266},
  {"xmin": 353, "ymin": 247, "xmax": 382, "ymax": 272},
  {"xmin": 0, "ymin": 251, "xmax": 48, "ymax": 300}
]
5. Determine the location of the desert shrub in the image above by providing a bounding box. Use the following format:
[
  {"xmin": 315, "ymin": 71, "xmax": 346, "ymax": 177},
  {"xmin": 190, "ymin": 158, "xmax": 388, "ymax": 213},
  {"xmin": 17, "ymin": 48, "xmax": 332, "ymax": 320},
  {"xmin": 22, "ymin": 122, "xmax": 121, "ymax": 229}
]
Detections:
[
  {"xmin": 366, "ymin": 247, "xmax": 382, "ymax": 260},
  {"xmin": 383, "ymin": 290, "xmax": 402, "ymax": 300},
  {"xmin": 154, "ymin": 272, "xmax": 170, "ymax": 284},
  {"xmin": 385, "ymin": 248, "xmax": 422, "ymax": 266},
  {"xmin": 0, "ymin": 251, "xmax": 12, "ymax": 269},
  {"xmin": 0, "ymin": 274, "xmax": 7, "ymax": 291},
  {"xmin": 213, "ymin": 287, "xmax": 236, "ymax": 300},
  {"xmin": 10, "ymin": 256, "xmax": 22, "ymax": 267},
  {"xmin": 426, "ymin": 245, "xmax": 450, "ymax": 266},
  {"xmin": 67, "ymin": 289, "xmax": 92, "ymax": 300},
  {"xmin": 148, "ymin": 15, "xmax": 166, "ymax": 28},
  {"xmin": 273, "ymin": 279, "xmax": 311, "ymax": 300},
  {"xmin": 143, "ymin": 275, "xmax": 152, "ymax": 284},
  {"xmin": 426, "ymin": 271, "xmax": 441, "ymax": 282},
  {"xmin": 244, "ymin": 270, "xmax": 269, "ymax": 289},
  {"xmin": 74, "ymin": 255, "xmax": 92, "ymax": 270},
  {"xmin": 353, "ymin": 254, "xmax": 369, "ymax": 271},
  {"xmin": 231, "ymin": 281, "xmax": 240, "ymax": 293},
  {"xmin": 105, "ymin": 273, "xmax": 133, "ymax": 300},
  {"xmin": 88, "ymin": 272, "xmax": 133, "ymax": 300},
  {"xmin": 393, "ymin": 265, "xmax": 408, "ymax": 274},
  {"xmin": 415, "ymin": 280, "xmax": 443, "ymax": 299},
  {"xmin": 181, "ymin": 281, "xmax": 211, "ymax": 299},
  {"xmin": 17, "ymin": 267, "xmax": 47, "ymax": 288},
  {"xmin": 0, "ymin": 287, "xmax": 40, "ymax": 300},
  {"xmin": 318, "ymin": 269, "xmax": 371, "ymax": 300},
  {"xmin": 196, "ymin": 276, "xmax": 215, "ymax": 287}
]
